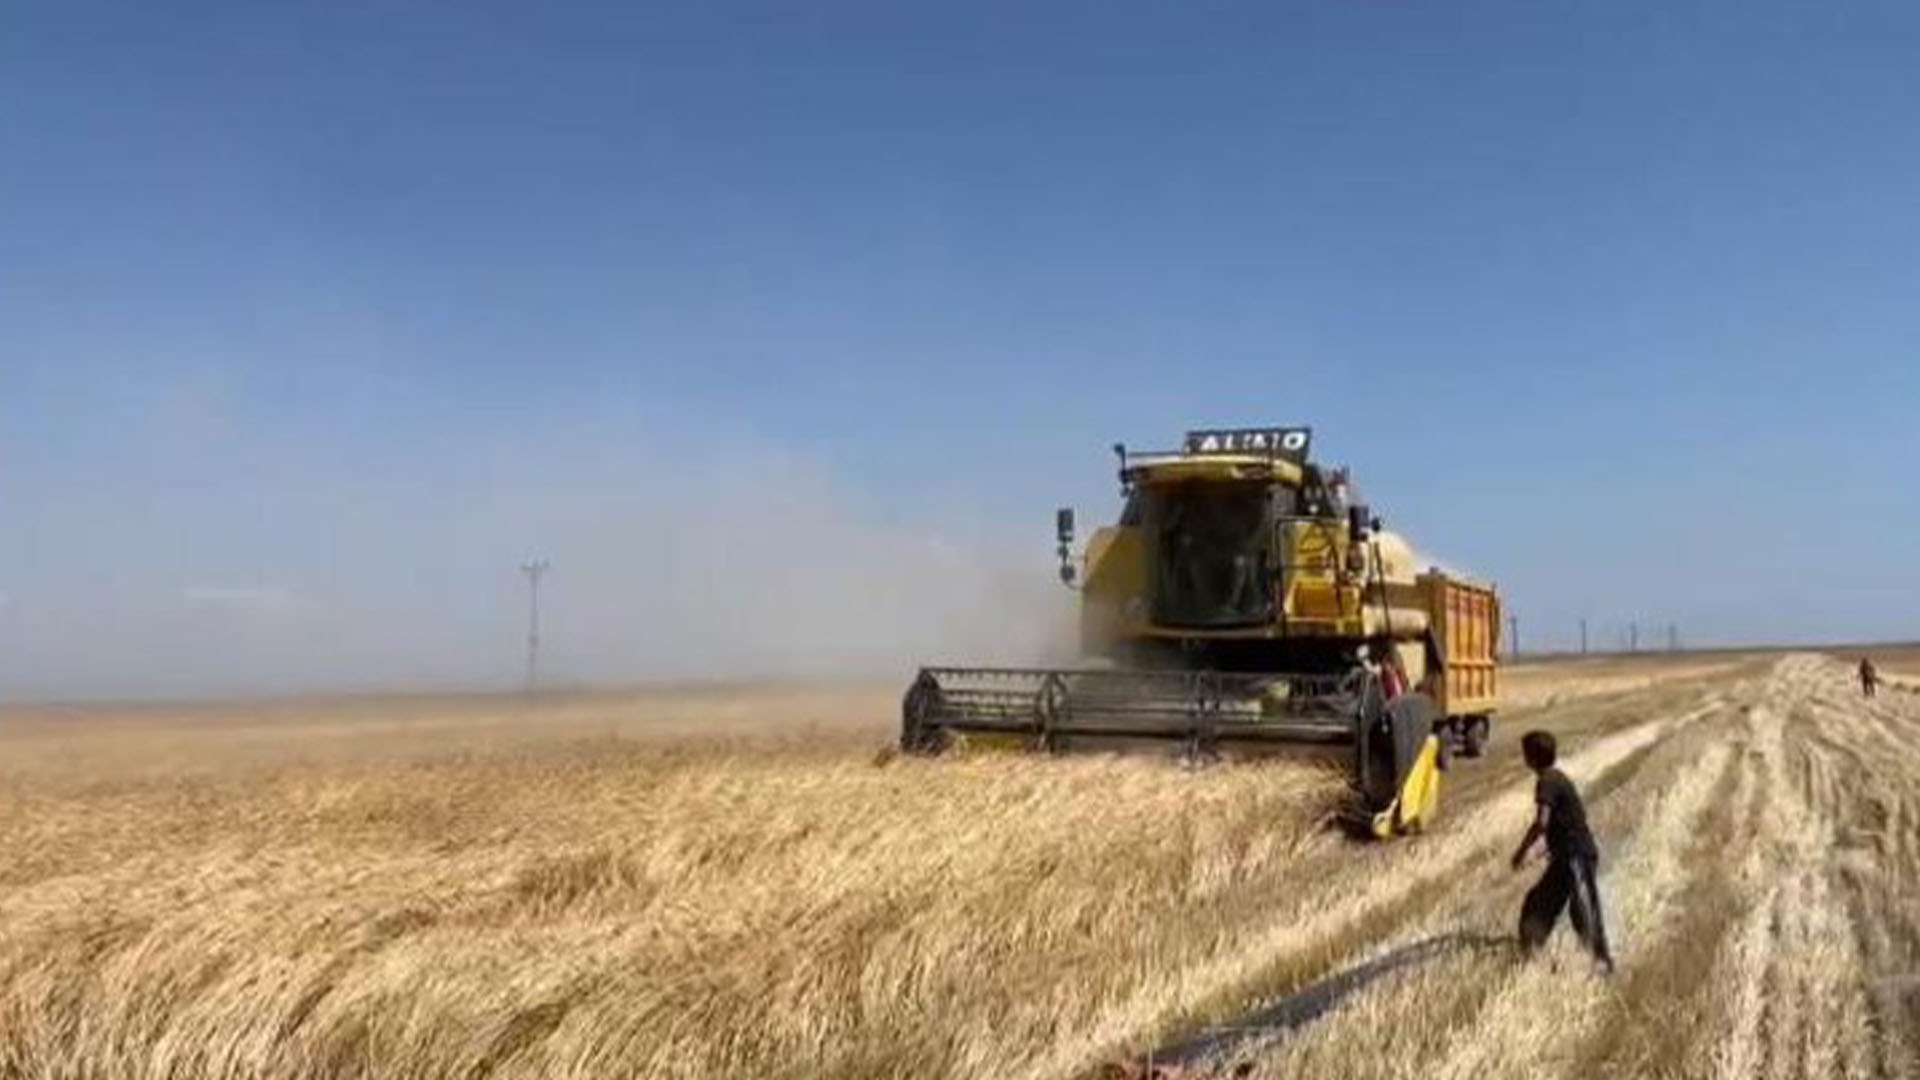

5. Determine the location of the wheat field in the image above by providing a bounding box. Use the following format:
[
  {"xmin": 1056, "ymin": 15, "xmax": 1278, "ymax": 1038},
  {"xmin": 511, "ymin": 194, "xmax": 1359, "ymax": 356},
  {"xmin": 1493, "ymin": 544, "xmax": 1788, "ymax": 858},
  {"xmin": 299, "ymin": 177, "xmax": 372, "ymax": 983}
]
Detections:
[{"xmin": 1, "ymin": 654, "xmax": 1915, "ymax": 1079}]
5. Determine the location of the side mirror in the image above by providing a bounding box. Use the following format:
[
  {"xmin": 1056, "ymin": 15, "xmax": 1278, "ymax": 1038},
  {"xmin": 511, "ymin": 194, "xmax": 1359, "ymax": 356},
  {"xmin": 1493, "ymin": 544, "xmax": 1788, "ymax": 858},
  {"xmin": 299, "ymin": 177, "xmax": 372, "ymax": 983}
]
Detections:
[
  {"xmin": 1056, "ymin": 507, "xmax": 1077, "ymax": 587},
  {"xmin": 1347, "ymin": 504, "xmax": 1372, "ymax": 542}
]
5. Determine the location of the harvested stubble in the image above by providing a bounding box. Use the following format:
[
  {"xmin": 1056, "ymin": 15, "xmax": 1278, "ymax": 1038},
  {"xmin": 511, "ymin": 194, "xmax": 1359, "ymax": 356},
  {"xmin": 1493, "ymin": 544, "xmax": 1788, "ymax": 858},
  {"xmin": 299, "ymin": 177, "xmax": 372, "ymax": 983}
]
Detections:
[{"xmin": 1233, "ymin": 654, "xmax": 1920, "ymax": 1080}]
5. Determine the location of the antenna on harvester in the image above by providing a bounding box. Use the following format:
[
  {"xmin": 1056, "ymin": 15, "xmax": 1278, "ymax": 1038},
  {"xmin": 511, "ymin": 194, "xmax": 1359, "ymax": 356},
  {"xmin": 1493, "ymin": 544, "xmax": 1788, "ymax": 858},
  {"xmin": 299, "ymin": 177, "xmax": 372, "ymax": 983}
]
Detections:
[{"xmin": 520, "ymin": 558, "xmax": 549, "ymax": 692}]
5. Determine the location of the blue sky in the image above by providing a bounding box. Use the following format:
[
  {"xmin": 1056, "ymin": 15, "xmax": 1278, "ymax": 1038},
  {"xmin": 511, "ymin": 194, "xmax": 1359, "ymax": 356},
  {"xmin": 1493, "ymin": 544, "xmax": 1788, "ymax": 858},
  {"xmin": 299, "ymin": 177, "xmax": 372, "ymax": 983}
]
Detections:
[{"xmin": 3, "ymin": 0, "xmax": 1917, "ymax": 695}]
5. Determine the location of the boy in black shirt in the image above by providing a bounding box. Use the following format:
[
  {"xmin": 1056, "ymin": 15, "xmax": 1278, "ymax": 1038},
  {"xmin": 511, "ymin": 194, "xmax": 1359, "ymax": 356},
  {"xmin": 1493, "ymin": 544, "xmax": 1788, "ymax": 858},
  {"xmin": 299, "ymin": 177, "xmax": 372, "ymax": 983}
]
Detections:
[{"xmin": 1510, "ymin": 730, "xmax": 1615, "ymax": 973}]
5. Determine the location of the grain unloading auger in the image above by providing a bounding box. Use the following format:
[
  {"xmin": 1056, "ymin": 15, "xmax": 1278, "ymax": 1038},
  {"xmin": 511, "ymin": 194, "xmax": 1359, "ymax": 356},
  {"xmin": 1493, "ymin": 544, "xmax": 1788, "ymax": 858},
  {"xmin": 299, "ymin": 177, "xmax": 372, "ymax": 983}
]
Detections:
[{"xmin": 900, "ymin": 426, "xmax": 1501, "ymax": 838}]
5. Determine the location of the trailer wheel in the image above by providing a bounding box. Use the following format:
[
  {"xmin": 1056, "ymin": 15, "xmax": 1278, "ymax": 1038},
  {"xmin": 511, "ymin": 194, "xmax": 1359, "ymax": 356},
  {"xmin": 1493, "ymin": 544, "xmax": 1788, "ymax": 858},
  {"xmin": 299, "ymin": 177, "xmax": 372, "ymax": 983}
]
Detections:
[{"xmin": 1461, "ymin": 715, "xmax": 1491, "ymax": 758}]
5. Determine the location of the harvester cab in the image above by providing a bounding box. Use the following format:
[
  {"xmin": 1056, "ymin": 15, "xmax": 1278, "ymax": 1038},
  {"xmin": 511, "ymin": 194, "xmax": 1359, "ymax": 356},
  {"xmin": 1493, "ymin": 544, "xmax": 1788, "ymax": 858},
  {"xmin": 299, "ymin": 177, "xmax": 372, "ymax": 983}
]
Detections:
[{"xmin": 902, "ymin": 426, "xmax": 1501, "ymax": 839}]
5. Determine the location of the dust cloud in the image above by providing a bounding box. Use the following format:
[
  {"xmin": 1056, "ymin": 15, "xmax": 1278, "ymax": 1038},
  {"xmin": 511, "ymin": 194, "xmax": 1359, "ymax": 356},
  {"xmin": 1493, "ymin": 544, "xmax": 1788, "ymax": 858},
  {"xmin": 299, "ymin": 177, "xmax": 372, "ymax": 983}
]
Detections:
[{"xmin": 0, "ymin": 407, "xmax": 1078, "ymax": 700}]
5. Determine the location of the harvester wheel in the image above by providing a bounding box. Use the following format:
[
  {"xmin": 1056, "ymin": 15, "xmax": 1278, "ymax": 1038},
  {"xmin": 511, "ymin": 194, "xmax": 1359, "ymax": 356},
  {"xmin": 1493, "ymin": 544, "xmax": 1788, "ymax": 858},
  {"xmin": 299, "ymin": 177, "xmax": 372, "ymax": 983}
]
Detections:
[{"xmin": 1461, "ymin": 715, "xmax": 1490, "ymax": 758}]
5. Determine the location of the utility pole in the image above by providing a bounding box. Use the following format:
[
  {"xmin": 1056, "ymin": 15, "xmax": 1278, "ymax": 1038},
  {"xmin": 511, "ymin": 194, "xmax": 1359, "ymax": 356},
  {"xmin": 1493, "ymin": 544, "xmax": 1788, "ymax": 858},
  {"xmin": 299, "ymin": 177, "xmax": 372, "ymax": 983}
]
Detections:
[
  {"xmin": 1579, "ymin": 618, "xmax": 1589, "ymax": 656},
  {"xmin": 1629, "ymin": 621, "xmax": 1639, "ymax": 654},
  {"xmin": 520, "ymin": 558, "xmax": 549, "ymax": 692}
]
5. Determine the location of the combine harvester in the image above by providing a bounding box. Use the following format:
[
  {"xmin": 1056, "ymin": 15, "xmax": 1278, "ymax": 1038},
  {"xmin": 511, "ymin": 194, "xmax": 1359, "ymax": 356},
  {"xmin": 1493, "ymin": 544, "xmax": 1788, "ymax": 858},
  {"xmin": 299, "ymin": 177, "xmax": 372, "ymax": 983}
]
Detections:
[{"xmin": 902, "ymin": 426, "xmax": 1501, "ymax": 837}]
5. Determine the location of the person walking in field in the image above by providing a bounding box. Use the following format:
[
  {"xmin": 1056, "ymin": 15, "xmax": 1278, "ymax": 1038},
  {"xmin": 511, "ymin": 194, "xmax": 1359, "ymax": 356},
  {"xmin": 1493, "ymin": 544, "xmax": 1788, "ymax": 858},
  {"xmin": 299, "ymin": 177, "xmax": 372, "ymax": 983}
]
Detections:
[
  {"xmin": 1510, "ymin": 730, "xmax": 1615, "ymax": 974},
  {"xmin": 1859, "ymin": 657, "xmax": 1879, "ymax": 698}
]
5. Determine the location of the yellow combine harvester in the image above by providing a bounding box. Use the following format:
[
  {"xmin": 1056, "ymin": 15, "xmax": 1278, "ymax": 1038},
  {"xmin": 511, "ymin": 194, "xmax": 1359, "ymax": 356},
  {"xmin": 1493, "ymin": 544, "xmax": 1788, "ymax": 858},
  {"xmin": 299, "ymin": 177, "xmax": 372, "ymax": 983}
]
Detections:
[{"xmin": 901, "ymin": 426, "xmax": 1501, "ymax": 837}]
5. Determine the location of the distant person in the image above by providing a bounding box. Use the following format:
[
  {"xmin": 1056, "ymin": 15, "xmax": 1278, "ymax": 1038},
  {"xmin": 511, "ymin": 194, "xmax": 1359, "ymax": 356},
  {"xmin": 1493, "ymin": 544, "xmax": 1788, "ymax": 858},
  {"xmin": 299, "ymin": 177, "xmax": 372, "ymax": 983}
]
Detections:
[
  {"xmin": 1510, "ymin": 730, "xmax": 1614, "ymax": 974},
  {"xmin": 1859, "ymin": 658, "xmax": 1879, "ymax": 698}
]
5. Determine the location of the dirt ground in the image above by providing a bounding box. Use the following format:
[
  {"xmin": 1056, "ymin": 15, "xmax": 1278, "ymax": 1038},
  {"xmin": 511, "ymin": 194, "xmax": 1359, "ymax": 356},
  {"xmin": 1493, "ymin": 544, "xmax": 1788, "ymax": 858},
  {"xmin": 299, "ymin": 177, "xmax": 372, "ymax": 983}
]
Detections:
[{"xmin": 1, "ymin": 652, "xmax": 1914, "ymax": 1079}]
